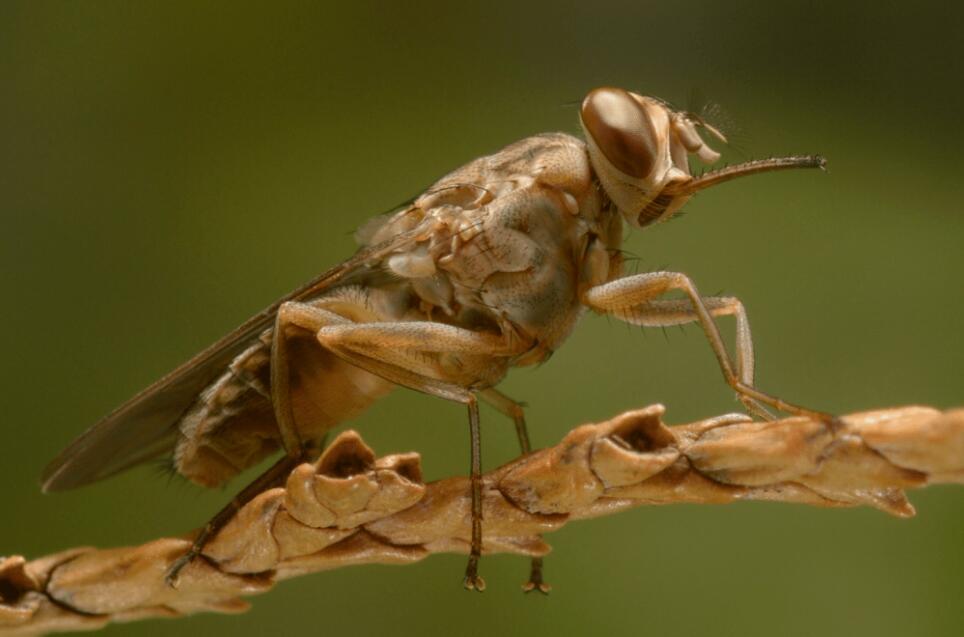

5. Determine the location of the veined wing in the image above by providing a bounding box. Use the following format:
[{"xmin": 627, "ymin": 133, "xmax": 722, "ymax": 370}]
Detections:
[{"xmin": 41, "ymin": 227, "xmax": 422, "ymax": 492}]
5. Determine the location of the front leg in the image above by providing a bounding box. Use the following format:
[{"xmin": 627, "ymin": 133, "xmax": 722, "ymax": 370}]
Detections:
[
  {"xmin": 584, "ymin": 272, "xmax": 838, "ymax": 426},
  {"xmin": 607, "ymin": 295, "xmax": 768, "ymax": 418}
]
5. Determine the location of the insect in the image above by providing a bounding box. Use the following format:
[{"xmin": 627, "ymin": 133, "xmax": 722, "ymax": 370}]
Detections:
[{"xmin": 41, "ymin": 86, "xmax": 832, "ymax": 593}]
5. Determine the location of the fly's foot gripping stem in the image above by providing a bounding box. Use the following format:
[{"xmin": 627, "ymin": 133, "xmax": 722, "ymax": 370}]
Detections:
[
  {"xmin": 825, "ymin": 414, "xmax": 848, "ymax": 435},
  {"xmin": 164, "ymin": 453, "xmax": 306, "ymax": 588},
  {"xmin": 164, "ymin": 549, "xmax": 196, "ymax": 588}
]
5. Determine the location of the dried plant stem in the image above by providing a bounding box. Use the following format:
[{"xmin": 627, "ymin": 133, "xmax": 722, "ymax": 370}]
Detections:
[{"xmin": 2, "ymin": 404, "xmax": 963, "ymax": 635}]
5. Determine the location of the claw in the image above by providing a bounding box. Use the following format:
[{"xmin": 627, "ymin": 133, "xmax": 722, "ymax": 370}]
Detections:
[
  {"xmin": 522, "ymin": 557, "xmax": 550, "ymax": 594},
  {"xmin": 824, "ymin": 414, "xmax": 847, "ymax": 435},
  {"xmin": 164, "ymin": 551, "xmax": 196, "ymax": 589},
  {"xmin": 738, "ymin": 395, "xmax": 775, "ymax": 421},
  {"xmin": 463, "ymin": 555, "xmax": 485, "ymax": 592},
  {"xmin": 522, "ymin": 580, "xmax": 551, "ymax": 595},
  {"xmin": 463, "ymin": 574, "xmax": 486, "ymax": 592}
]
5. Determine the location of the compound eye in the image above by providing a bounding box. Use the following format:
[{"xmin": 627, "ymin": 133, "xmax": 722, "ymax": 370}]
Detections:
[{"xmin": 581, "ymin": 87, "xmax": 659, "ymax": 179}]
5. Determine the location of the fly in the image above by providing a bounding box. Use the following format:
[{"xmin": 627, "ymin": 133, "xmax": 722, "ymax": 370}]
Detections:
[{"xmin": 41, "ymin": 86, "xmax": 833, "ymax": 593}]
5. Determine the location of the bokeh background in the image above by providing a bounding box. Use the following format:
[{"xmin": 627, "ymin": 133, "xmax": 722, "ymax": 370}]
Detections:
[{"xmin": 2, "ymin": 2, "xmax": 963, "ymax": 636}]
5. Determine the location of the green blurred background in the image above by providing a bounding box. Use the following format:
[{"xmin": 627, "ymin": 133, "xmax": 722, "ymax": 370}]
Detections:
[{"xmin": 2, "ymin": 2, "xmax": 963, "ymax": 636}]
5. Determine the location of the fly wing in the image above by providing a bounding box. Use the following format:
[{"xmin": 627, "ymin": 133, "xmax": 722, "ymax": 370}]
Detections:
[{"xmin": 41, "ymin": 228, "xmax": 421, "ymax": 492}]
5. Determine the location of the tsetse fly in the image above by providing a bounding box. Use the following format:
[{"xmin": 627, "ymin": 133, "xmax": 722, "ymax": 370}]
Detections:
[{"xmin": 42, "ymin": 87, "xmax": 832, "ymax": 592}]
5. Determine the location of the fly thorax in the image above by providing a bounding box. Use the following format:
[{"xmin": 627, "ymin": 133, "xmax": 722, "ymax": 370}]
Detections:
[{"xmin": 437, "ymin": 186, "xmax": 584, "ymax": 351}]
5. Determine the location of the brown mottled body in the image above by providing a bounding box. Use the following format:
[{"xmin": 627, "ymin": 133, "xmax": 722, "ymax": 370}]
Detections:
[
  {"xmin": 43, "ymin": 87, "xmax": 831, "ymax": 591},
  {"xmin": 173, "ymin": 133, "xmax": 621, "ymax": 487}
]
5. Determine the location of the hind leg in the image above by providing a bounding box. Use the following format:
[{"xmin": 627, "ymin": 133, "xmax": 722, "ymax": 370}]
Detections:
[{"xmin": 164, "ymin": 302, "xmax": 350, "ymax": 586}]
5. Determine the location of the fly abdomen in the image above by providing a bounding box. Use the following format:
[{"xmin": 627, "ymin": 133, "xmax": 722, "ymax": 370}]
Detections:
[{"xmin": 174, "ymin": 323, "xmax": 394, "ymax": 487}]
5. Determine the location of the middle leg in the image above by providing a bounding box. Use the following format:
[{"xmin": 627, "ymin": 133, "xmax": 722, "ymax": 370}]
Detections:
[
  {"xmin": 315, "ymin": 319, "xmax": 524, "ymax": 591},
  {"xmin": 479, "ymin": 388, "xmax": 550, "ymax": 593}
]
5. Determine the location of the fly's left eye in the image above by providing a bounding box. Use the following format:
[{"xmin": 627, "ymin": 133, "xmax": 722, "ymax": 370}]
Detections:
[{"xmin": 581, "ymin": 87, "xmax": 658, "ymax": 179}]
